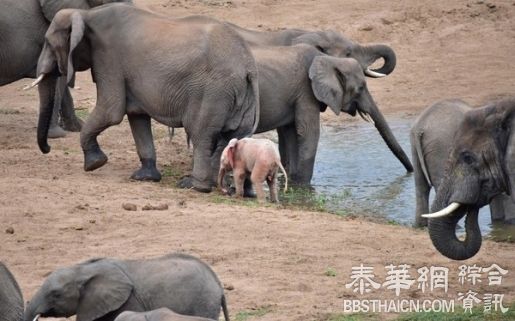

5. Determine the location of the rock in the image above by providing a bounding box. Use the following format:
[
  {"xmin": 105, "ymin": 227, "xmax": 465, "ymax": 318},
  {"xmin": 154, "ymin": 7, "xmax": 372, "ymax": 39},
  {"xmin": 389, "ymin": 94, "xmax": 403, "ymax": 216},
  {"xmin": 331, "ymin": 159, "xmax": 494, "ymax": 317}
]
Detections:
[
  {"xmin": 359, "ymin": 25, "xmax": 374, "ymax": 31},
  {"xmin": 122, "ymin": 203, "xmax": 137, "ymax": 211},
  {"xmin": 5, "ymin": 227, "xmax": 14, "ymax": 234},
  {"xmin": 74, "ymin": 226, "xmax": 84, "ymax": 231},
  {"xmin": 224, "ymin": 284, "xmax": 235, "ymax": 291},
  {"xmin": 381, "ymin": 18, "xmax": 393, "ymax": 25},
  {"xmin": 142, "ymin": 203, "xmax": 169, "ymax": 211}
]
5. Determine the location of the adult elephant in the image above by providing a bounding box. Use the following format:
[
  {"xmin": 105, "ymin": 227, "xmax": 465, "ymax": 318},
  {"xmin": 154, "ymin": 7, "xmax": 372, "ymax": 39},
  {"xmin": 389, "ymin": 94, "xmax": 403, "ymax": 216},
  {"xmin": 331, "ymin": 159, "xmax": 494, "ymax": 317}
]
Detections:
[
  {"xmin": 421, "ymin": 98, "xmax": 515, "ymax": 260},
  {"xmin": 24, "ymin": 254, "xmax": 229, "ymax": 321},
  {"xmin": 0, "ymin": 0, "xmax": 131, "ymax": 138},
  {"xmin": 0, "ymin": 262, "xmax": 24, "ymax": 321},
  {"xmin": 244, "ymin": 44, "xmax": 411, "ymax": 185},
  {"xmin": 35, "ymin": 4, "xmax": 259, "ymax": 192},
  {"xmin": 411, "ymin": 99, "xmax": 515, "ymax": 227},
  {"xmin": 183, "ymin": 15, "xmax": 397, "ymax": 78}
]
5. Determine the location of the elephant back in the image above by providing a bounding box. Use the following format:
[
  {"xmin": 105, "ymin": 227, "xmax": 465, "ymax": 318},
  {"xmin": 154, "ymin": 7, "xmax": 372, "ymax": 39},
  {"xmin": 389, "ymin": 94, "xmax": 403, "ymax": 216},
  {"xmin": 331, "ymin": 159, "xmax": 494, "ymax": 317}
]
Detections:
[{"xmin": 0, "ymin": 262, "xmax": 24, "ymax": 321}]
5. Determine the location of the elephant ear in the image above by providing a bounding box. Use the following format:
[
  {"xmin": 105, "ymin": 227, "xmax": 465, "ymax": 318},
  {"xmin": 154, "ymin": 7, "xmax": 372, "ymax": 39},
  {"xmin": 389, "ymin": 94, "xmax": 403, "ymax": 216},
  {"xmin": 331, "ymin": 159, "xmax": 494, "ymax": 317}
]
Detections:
[
  {"xmin": 40, "ymin": 0, "xmax": 91, "ymax": 22},
  {"xmin": 37, "ymin": 10, "xmax": 85, "ymax": 85},
  {"xmin": 308, "ymin": 56, "xmax": 345, "ymax": 115},
  {"xmin": 77, "ymin": 263, "xmax": 133, "ymax": 321},
  {"xmin": 499, "ymin": 101, "xmax": 515, "ymax": 202},
  {"xmin": 0, "ymin": 262, "xmax": 24, "ymax": 321}
]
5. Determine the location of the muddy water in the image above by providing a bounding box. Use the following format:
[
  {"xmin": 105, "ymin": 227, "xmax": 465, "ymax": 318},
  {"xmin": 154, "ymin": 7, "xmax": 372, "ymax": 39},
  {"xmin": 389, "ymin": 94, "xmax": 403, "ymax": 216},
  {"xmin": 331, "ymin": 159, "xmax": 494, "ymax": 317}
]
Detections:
[{"xmin": 311, "ymin": 115, "xmax": 513, "ymax": 238}]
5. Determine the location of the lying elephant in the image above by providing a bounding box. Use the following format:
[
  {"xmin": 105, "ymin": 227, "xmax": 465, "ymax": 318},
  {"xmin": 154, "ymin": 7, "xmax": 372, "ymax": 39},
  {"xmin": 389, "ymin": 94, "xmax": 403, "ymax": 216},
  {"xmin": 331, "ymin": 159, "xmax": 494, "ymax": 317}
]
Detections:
[
  {"xmin": 250, "ymin": 44, "xmax": 412, "ymax": 184},
  {"xmin": 420, "ymin": 98, "xmax": 515, "ymax": 260},
  {"xmin": 0, "ymin": 262, "xmax": 23, "ymax": 321},
  {"xmin": 35, "ymin": 3, "xmax": 259, "ymax": 192},
  {"xmin": 24, "ymin": 253, "xmax": 229, "ymax": 321},
  {"xmin": 0, "ymin": 0, "xmax": 131, "ymax": 137},
  {"xmin": 115, "ymin": 308, "xmax": 217, "ymax": 321},
  {"xmin": 411, "ymin": 99, "xmax": 515, "ymax": 227}
]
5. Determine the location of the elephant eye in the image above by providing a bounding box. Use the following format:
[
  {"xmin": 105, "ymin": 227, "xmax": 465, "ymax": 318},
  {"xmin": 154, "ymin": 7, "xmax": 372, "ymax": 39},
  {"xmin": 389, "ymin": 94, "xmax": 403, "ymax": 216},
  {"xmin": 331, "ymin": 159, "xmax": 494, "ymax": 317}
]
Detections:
[
  {"xmin": 345, "ymin": 51, "xmax": 351, "ymax": 57},
  {"xmin": 315, "ymin": 45, "xmax": 325, "ymax": 52},
  {"xmin": 460, "ymin": 151, "xmax": 476, "ymax": 165}
]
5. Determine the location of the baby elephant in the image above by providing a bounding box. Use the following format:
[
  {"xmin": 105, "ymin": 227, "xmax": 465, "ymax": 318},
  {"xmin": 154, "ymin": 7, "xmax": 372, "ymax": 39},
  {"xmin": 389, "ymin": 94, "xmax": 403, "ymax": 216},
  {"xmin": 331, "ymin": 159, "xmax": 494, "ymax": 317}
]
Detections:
[
  {"xmin": 115, "ymin": 308, "xmax": 216, "ymax": 321},
  {"xmin": 218, "ymin": 138, "xmax": 288, "ymax": 202}
]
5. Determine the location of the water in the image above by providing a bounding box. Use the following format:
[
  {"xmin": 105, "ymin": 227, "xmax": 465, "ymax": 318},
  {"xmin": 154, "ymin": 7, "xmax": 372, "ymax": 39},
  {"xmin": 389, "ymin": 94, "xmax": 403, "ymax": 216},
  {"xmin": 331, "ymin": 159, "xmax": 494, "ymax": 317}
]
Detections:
[{"xmin": 311, "ymin": 116, "xmax": 513, "ymax": 238}]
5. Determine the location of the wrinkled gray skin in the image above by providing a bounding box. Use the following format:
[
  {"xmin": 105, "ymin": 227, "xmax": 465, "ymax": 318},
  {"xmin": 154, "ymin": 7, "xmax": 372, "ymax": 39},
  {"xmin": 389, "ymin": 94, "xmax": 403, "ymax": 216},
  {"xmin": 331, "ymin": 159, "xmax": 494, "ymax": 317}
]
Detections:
[
  {"xmin": 411, "ymin": 99, "xmax": 515, "ymax": 227},
  {"xmin": 420, "ymin": 98, "xmax": 515, "ymax": 260},
  {"xmin": 36, "ymin": 4, "xmax": 259, "ymax": 192},
  {"xmin": 24, "ymin": 253, "xmax": 229, "ymax": 321},
  {"xmin": 0, "ymin": 262, "xmax": 24, "ymax": 321},
  {"xmin": 183, "ymin": 15, "xmax": 397, "ymax": 78},
  {"xmin": 0, "ymin": 0, "xmax": 131, "ymax": 138},
  {"xmin": 115, "ymin": 308, "xmax": 216, "ymax": 321},
  {"xmin": 250, "ymin": 44, "xmax": 412, "ymax": 184}
]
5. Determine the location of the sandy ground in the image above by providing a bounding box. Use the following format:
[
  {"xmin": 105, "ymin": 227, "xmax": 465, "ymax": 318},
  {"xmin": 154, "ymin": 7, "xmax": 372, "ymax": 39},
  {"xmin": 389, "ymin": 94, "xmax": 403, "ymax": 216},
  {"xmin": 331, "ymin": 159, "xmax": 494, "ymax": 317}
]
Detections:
[{"xmin": 1, "ymin": 0, "xmax": 515, "ymax": 320}]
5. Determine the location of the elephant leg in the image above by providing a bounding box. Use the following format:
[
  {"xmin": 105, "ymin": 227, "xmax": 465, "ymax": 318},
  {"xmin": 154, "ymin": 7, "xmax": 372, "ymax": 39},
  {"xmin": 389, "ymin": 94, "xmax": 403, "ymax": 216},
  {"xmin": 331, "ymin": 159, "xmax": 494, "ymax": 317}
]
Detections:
[
  {"xmin": 80, "ymin": 88, "xmax": 125, "ymax": 172},
  {"xmin": 489, "ymin": 194, "xmax": 515, "ymax": 224},
  {"xmin": 293, "ymin": 105, "xmax": 319, "ymax": 185},
  {"xmin": 250, "ymin": 169, "xmax": 267, "ymax": 203},
  {"xmin": 233, "ymin": 168, "xmax": 246, "ymax": 198},
  {"xmin": 48, "ymin": 102, "xmax": 67, "ymax": 139},
  {"xmin": 60, "ymin": 87, "xmax": 84, "ymax": 132},
  {"xmin": 411, "ymin": 141, "xmax": 431, "ymax": 227},
  {"xmin": 267, "ymin": 173, "xmax": 279, "ymax": 203},
  {"xmin": 277, "ymin": 125, "xmax": 299, "ymax": 176},
  {"xmin": 128, "ymin": 114, "xmax": 161, "ymax": 182}
]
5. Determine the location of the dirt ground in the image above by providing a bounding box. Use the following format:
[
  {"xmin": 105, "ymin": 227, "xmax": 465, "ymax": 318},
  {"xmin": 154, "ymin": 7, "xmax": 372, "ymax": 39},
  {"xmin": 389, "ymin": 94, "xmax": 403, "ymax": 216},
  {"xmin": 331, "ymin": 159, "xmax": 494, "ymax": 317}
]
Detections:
[{"xmin": 1, "ymin": 0, "xmax": 515, "ymax": 320}]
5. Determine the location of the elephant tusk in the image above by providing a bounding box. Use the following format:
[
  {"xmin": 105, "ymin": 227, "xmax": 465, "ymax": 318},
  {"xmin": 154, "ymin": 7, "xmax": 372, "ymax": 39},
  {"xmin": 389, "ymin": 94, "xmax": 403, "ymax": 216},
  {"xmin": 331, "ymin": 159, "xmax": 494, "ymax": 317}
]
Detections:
[
  {"xmin": 32, "ymin": 314, "xmax": 41, "ymax": 321},
  {"xmin": 357, "ymin": 110, "xmax": 369, "ymax": 122},
  {"xmin": 422, "ymin": 202, "xmax": 461, "ymax": 218},
  {"xmin": 23, "ymin": 74, "xmax": 45, "ymax": 90},
  {"xmin": 365, "ymin": 68, "xmax": 386, "ymax": 78}
]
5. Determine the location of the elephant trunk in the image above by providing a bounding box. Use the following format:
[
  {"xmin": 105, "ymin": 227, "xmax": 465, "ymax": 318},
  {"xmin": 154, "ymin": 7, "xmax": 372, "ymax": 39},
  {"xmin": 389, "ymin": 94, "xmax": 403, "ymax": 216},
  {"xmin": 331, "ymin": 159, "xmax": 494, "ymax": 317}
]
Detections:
[
  {"xmin": 428, "ymin": 181, "xmax": 482, "ymax": 260},
  {"xmin": 364, "ymin": 90, "xmax": 413, "ymax": 172},
  {"xmin": 365, "ymin": 44, "xmax": 396, "ymax": 76},
  {"xmin": 37, "ymin": 75, "xmax": 66, "ymax": 154},
  {"xmin": 23, "ymin": 297, "xmax": 41, "ymax": 321}
]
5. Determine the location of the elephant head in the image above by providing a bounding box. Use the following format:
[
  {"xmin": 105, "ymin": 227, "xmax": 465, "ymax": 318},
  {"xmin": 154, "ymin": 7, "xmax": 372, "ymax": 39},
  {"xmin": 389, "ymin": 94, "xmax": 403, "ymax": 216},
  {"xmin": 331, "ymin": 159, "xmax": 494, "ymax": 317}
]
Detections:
[
  {"xmin": 423, "ymin": 98, "xmax": 515, "ymax": 260},
  {"xmin": 292, "ymin": 30, "xmax": 396, "ymax": 78},
  {"xmin": 35, "ymin": 9, "xmax": 91, "ymax": 153},
  {"xmin": 0, "ymin": 262, "xmax": 24, "ymax": 321},
  {"xmin": 308, "ymin": 56, "xmax": 413, "ymax": 172},
  {"xmin": 24, "ymin": 258, "xmax": 134, "ymax": 321},
  {"xmin": 39, "ymin": 0, "xmax": 132, "ymax": 22}
]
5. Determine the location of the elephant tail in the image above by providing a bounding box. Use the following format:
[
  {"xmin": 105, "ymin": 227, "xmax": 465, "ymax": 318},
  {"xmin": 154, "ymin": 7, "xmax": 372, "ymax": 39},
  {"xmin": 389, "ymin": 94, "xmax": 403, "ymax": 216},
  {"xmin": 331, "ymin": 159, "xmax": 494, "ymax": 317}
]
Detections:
[
  {"xmin": 278, "ymin": 161, "xmax": 288, "ymax": 192},
  {"xmin": 221, "ymin": 294, "xmax": 230, "ymax": 321}
]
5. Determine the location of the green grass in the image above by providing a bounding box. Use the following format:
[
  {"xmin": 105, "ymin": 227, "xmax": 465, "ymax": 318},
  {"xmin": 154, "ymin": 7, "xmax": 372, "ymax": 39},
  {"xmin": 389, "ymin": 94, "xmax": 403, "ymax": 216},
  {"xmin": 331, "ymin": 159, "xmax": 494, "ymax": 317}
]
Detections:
[
  {"xmin": 280, "ymin": 186, "xmax": 329, "ymax": 211},
  {"xmin": 75, "ymin": 108, "xmax": 89, "ymax": 120},
  {"xmin": 161, "ymin": 165, "xmax": 182, "ymax": 179},
  {"xmin": 234, "ymin": 306, "xmax": 272, "ymax": 321},
  {"xmin": 324, "ymin": 267, "xmax": 337, "ymax": 277},
  {"xmin": 209, "ymin": 194, "xmax": 269, "ymax": 208}
]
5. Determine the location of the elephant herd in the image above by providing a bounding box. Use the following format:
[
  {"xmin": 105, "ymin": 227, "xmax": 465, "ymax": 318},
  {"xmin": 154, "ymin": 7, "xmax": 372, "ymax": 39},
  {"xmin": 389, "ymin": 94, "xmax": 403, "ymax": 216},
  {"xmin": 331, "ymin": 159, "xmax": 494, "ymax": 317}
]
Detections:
[{"xmin": 1, "ymin": 0, "xmax": 514, "ymax": 320}]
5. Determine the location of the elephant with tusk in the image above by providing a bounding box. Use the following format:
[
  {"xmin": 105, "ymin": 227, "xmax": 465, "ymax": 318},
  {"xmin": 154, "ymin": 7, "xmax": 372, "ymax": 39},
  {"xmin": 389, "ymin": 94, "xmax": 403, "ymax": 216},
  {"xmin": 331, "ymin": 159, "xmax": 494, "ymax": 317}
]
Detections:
[{"xmin": 415, "ymin": 98, "xmax": 515, "ymax": 260}]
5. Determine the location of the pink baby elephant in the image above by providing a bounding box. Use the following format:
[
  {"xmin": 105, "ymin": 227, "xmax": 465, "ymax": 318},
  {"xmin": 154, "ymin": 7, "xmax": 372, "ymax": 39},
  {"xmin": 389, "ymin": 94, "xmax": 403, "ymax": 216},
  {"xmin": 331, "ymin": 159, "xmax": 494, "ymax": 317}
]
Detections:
[{"xmin": 218, "ymin": 138, "xmax": 288, "ymax": 202}]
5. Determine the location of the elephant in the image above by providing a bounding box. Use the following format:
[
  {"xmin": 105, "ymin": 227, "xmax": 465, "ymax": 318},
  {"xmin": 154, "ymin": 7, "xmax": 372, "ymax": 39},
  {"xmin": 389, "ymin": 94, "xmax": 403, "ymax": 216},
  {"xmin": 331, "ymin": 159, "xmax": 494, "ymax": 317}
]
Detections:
[
  {"xmin": 411, "ymin": 99, "xmax": 515, "ymax": 227},
  {"xmin": 420, "ymin": 98, "xmax": 515, "ymax": 260},
  {"xmin": 0, "ymin": 262, "xmax": 24, "ymax": 321},
  {"xmin": 115, "ymin": 308, "xmax": 216, "ymax": 321},
  {"xmin": 35, "ymin": 3, "xmax": 259, "ymax": 192},
  {"xmin": 218, "ymin": 137, "xmax": 288, "ymax": 202},
  {"xmin": 246, "ymin": 44, "xmax": 412, "ymax": 185},
  {"xmin": 24, "ymin": 253, "xmax": 229, "ymax": 321},
  {"xmin": 0, "ymin": 0, "xmax": 131, "ymax": 138},
  {"xmin": 182, "ymin": 15, "xmax": 397, "ymax": 79}
]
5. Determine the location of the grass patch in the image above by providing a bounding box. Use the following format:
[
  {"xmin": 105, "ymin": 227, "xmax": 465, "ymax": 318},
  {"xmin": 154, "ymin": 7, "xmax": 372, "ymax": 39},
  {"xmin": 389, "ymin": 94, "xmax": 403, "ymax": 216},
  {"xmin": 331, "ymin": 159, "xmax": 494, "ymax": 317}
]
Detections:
[
  {"xmin": 210, "ymin": 194, "xmax": 267, "ymax": 208},
  {"xmin": 235, "ymin": 306, "xmax": 272, "ymax": 321},
  {"xmin": 280, "ymin": 186, "xmax": 329, "ymax": 211},
  {"xmin": 324, "ymin": 267, "xmax": 337, "ymax": 277},
  {"xmin": 161, "ymin": 165, "xmax": 182, "ymax": 179},
  {"xmin": 75, "ymin": 108, "xmax": 89, "ymax": 120},
  {"xmin": 396, "ymin": 303, "xmax": 515, "ymax": 321}
]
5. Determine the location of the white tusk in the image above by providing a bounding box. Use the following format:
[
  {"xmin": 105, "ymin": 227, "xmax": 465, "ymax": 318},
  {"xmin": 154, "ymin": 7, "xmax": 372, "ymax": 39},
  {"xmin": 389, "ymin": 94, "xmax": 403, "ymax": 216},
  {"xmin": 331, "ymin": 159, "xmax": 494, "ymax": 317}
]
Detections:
[
  {"xmin": 357, "ymin": 110, "xmax": 369, "ymax": 122},
  {"xmin": 32, "ymin": 314, "xmax": 41, "ymax": 321},
  {"xmin": 422, "ymin": 202, "xmax": 461, "ymax": 218},
  {"xmin": 365, "ymin": 68, "xmax": 386, "ymax": 78},
  {"xmin": 23, "ymin": 75, "xmax": 45, "ymax": 90}
]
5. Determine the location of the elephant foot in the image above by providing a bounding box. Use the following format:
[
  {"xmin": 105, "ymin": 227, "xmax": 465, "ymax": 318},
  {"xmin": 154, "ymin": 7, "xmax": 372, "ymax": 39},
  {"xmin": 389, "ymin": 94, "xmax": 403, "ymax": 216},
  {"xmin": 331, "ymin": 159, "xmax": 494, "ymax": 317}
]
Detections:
[
  {"xmin": 84, "ymin": 147, "xmax": 108, "ymax": 171},
  {"xmin": 48, "ymin": 126, "xmax": 67, "ymax": 139},
  {"xmin": 177, "ymin": 175, "xmax": 212, "ymax": 193},
  {"xmin": 130, "ymin": 159, "xmax": 161, "ymax": 182},
  {"xmin": 61, "ymin": 116, "xmax": 84, "ymax": 132}
]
